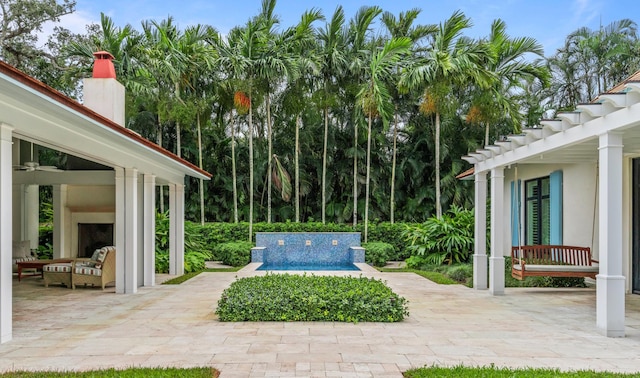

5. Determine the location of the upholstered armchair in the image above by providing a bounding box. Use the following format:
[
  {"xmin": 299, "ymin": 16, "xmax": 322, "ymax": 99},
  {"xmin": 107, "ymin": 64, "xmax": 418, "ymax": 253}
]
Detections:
[{"xmin": 72, "ymin": 246, "xmax": 116, "ymax": 290}]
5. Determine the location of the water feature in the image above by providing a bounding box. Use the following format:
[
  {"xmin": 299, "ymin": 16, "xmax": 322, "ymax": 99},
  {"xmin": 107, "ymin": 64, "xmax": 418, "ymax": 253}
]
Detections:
[{"xmin": 252, "ymin": 232, "xmax": 364, "ymax": 271}]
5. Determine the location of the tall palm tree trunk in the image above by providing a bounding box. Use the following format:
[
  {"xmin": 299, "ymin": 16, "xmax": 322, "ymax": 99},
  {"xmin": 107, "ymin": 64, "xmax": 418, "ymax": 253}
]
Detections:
[
  {"xmin": 435, "ymin": 112, "xmax": 442, "ymax": 219},
  {"xmin": 364, "ymin": 113, "xmax": 373, "ymax": 243},
  {"xmin": 322, "ymin": 107, "xmax": 328, "ymax": 224},
  {"xmin": 390, "ymin": 110, "xmax": 398, "ymax": 224},
  {"xmin": 295, "ymin": 114, "xmax": 301, "ymax": 223},
  {"xmin": 231, "ymin": 115, "xmax": 238, "ymax": 223},
  {"xmin": 267, "ymin": 93, "xmax": 272, "ymax": 223},
  {"xmin": 248, "ymin": 93, "xmax": 254, "ymax": 241},
  {"xmin": 353, "ymin": 117, "xmax": 358, "ymax": 227},
  {"xmin": 175, "ymin": 82, "xmax": 182, "ymax": 158},
  {"xmin": 197, "ymin": 114, "xmax": 205, "ymax": 225}
]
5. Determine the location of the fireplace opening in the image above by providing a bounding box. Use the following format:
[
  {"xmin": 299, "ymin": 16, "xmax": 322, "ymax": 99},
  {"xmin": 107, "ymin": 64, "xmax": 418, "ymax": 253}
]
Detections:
[{"xmin": 78, "ymin": 223, "xmax": 114, "ymax": 258}]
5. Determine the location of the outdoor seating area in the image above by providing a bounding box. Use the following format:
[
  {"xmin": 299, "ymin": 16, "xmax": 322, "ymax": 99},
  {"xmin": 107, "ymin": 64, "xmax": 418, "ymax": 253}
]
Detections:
[{"xmin": 39, "ymin": 246, "xmax": 116, "ymax": 290}]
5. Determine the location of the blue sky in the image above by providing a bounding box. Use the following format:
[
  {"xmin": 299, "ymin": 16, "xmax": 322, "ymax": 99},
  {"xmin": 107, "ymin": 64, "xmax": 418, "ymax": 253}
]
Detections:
[{"xmin": 62, "ymin": 0, "xmax": 640, "ymax": 56}]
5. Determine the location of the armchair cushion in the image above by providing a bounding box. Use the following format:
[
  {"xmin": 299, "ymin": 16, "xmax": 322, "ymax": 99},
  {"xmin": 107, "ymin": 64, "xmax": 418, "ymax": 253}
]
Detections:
[
  {"xmin": 12, "ymin": 240, "xmax": 30, "ymax": 259},
  {"xmin": 43, "ymin": 263, "xmax": 72, "ymax": 273},
  {"xmin": 74, "ymin": 266, "xmax": 102, "ymax": 276}
]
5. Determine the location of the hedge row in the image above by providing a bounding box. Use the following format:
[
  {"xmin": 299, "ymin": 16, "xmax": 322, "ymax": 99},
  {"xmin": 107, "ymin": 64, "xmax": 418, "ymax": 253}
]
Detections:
[{"xmin": 216, "ymin": 273, "xmax": 409, "ymax": 322}]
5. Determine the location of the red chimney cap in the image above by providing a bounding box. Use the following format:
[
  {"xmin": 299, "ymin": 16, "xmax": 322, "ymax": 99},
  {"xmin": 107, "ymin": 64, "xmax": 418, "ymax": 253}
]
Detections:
[
  {"xmin": 92, "ymin": 51, "xmax": 116, "ymax": 79},
  {"xmin": 93, "ymin": 51, "xmax": 115, "ymax": 60}
]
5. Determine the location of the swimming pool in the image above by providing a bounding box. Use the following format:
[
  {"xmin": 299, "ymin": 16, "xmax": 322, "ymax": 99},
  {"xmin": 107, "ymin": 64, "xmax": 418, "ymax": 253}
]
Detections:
[{"xmin": 257, "ymin": 263, "xmax": 361, "ymax": 271}]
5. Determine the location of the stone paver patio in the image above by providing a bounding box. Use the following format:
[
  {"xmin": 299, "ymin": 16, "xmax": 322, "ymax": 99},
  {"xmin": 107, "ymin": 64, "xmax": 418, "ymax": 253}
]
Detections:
[{"xmin": 2, "ymin": 265, "xmax": 640, "ymax": 377}]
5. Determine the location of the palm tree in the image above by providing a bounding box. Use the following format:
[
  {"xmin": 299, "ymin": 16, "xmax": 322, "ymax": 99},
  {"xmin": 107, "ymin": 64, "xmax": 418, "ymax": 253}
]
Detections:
[
  {"xmin": 316, "ymin": 6, "xmax": 347, "ymax": 224},
  {"xmin": 381, "ymin": 8, "xmax": 437, "ymax": 224},
  {"xmin": 471, "ymin": 19, "xmax": 549, "ymax": 146},
  {"xmin": 347, "ymin": 5, "xmax": 382, "ymax": 226},
  {"xmin": 216, "ymin": 20, "xmax": 266, "ymax": 240},
  {"xmin": 567, "ymin": 19, "xmax": 637, "ymax": 97},
  {"xmin": 358, "ymin": 37, "xmax": 411, "ymax": 242},
  {"xmin": 401, "ymin": 10, "xmax": 491, "ymax": 218}
]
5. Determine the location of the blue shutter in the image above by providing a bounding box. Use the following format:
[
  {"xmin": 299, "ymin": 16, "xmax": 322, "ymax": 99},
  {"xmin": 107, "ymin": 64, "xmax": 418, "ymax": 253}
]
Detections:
[
  {"xmin": 550, "ymin": 170, "xmax": 563, "ymax": 245},
  {"xmin": 511, "ymin": 180, "xmax": 521, "ymax": 246}
]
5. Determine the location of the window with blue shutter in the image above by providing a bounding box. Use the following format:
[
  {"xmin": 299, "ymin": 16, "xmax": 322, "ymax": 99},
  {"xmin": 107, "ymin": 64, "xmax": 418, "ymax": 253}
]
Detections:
[{"xmin": 524, "ymin": 171, "xmax": 562, "ymax": 245}]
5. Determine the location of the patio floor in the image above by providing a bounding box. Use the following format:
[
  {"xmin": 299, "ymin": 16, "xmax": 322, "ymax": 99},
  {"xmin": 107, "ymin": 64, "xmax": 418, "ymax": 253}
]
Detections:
[{"xmin": 2, "ymin": 266, "xmax": 640, "ymax": 377}]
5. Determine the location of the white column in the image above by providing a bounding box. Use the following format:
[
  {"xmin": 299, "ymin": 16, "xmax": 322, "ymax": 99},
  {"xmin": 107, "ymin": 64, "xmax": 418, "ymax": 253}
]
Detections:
[
  {"xmin": 143, "ymin": 174, "xmax": 156, "ymax": 286},
  {"xmin": 169, "ymin": 183, "xmax": 185, "ymax": 275},
  {"xmin": 597, "ymin": 132, "xmax": 625, "ymax": 337},
  {"xmin": 473, "ymin": 170, "xmax": 488, "ymax": 290},
  {"xmin": 115, "ymin": 168, "xmax": 125, "ymax": 293},
  {"xmin": 52, "ymin": 184, "xmax": 67, "ymax": 259},
  {"xmin": 0, "ymin": 124, "xmax": 13, "ymax": 343},
  {"xmin": 489, "ymin": 167, "xmax": 505, "ymax": 295},
  {"xmin": 124, "ymin": 168, "xmax": 138, "ymax": 293},
  {"xmin": 25, "ymin": 185, "xmax": 39, "ymax": 251}
]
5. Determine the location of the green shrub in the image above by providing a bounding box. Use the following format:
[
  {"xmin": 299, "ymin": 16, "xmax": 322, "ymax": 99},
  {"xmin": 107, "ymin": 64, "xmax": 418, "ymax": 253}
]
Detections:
[
  {"xmin": 362, "ymin": 242, "xmax": 393, "ymax": 267},
  {"xmin": 215, "ymin": 241, "xmax": 253, "ymax": 267},
  {"xmin": 405, "ymin": 255, "xmax": 428, "ymax": 269},
  {"xmin": 445, "ymin": 264, "xmax": 473, "ymax": 283},
  {"xmin": 403, "ymin": 205, "xmax": 474, "ymax": 265},
  {"xmin": 155, "ymin": 212, "xmax": 211, "ymax": 273},
  {"xmin": 216, "ymin": 273, "xmax": 409, "ymax": 322}
]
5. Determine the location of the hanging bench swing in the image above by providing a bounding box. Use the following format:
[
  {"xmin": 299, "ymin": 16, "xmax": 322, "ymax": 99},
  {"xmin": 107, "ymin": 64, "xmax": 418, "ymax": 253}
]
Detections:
[{"xmin": 509, "ymin": 165, "xmax": 600, "ymax": 280}]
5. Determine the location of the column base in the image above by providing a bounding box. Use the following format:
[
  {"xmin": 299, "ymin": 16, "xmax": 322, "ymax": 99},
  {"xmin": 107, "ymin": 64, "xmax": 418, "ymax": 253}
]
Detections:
[
  {"xmin": 489, "ymin": 257, "xmax": 505, "ymax": 295},
  {"xmin": 596, "ymin": 274, "xmax": 626, "ymax": 337},
  {"xmin": 473, "ymin": 254, "xmax": 488, "ymax": 290}
]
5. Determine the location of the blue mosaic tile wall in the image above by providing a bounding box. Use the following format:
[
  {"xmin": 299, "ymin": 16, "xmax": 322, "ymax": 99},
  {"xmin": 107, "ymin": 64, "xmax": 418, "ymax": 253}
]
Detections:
[{"xmin": 253, "ymin": 232, "xmax": 362, "ymax": 265}]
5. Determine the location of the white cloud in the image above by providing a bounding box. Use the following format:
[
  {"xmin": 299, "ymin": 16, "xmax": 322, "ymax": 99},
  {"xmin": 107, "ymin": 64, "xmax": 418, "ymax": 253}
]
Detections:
[{"xmin": 36, "ymin": 10, "xmax": 98, "ymax": 48}]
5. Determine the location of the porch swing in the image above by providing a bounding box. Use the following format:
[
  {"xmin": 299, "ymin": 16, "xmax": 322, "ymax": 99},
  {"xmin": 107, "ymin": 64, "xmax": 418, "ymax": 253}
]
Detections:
[{"xmin": 510, "ymin": 165, "xmax": 600, "ymax": 280}]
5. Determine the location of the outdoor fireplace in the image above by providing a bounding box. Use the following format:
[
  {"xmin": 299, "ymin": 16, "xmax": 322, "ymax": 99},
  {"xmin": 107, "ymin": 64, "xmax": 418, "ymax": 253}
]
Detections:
[{"xmin": 77, "ymin": 223, "xmax": 114, "ymax": 258}]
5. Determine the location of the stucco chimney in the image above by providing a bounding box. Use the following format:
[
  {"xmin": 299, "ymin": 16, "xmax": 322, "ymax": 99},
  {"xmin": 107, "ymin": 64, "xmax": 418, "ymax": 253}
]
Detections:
[{"xmin": 83, "ymin": 51, "xmax": 125, "ymax": 127}]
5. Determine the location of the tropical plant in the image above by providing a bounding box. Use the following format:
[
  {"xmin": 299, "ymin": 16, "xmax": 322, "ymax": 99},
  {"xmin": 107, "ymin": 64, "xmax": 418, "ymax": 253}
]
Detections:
[{"xmin": 403, "ymin": 205, "xmax": 474, "ymax": 265}]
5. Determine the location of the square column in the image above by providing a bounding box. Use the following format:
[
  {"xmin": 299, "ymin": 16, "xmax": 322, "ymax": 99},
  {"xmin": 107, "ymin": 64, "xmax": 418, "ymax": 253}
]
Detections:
[
  {"xmin": 24, "ymin": 185, "xmax": 39, "ymax": 251},
  {"xmin": 52, "ymin": 184, "xmax": 68, "ymax": 259},
  {"xmin": 143, "ymin": 174, "xmax": 156, "ymax": 286},
  {"xmin": 597, "ymin": 132, "xmax": 625, "ymax": 337},
  {"xmin": 0, "ymin": 124, "xmax": 13, "ymax": 343},
  {"xmin": 115, "ymin": 168, "xmax": 139, "ymax": 294},
  {"xmin": 489, "ymin": 167, "xmax": 505, "ymax": 295},
  {"xmin": 169, "ymin": 183, "xmax": 185, "ymax": 275},
  {"xmin": 473, "ymin": 171, "xmax": 488, "ymax": 290}
]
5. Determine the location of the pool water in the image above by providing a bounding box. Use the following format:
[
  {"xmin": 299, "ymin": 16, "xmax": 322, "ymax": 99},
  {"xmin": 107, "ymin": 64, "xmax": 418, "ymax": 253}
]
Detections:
[{"xmin": 257, "ymin": 263, "xmax": 360, "ymax": 271}]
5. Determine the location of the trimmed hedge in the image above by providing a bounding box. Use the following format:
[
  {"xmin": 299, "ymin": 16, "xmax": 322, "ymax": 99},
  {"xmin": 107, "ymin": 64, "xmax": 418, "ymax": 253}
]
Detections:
[
  {"xmin": 362, "ymin": 242, "xmax": 394, "ymax": 267},
  {"xmin": 214, "ymin": 241, "xmax": 253, "ymax": 267},
  {"xmin": 216, "ymin": 274, "xmax": 409, "ymax": 322}
]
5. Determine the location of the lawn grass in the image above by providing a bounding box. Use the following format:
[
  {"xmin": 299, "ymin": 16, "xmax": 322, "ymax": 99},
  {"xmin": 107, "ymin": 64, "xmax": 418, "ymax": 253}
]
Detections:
[
  {"xmin": 404, "ymin": 365, "xmax": 637, "ymax": 377},
  {"xmin": 376, "ymin": 267, "xmax": 460, "ymax": 285},
  {"xmin": 162, "ymin": 267, "xmax": 243, "ymax": 285},
  {"xmin": 0, "ymin": 367, "xmax": 218, "ymax": 377}
]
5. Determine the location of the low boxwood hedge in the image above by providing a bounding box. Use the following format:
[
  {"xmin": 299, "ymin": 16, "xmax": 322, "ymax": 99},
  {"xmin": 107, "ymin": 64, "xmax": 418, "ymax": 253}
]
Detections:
[
  {"xmin": 216, "ymin": 274, "xmax": 409, "ymax": 322},
  {"xmin": 362, "ymin": 242, "xmax": 394, "ymax": 267}
]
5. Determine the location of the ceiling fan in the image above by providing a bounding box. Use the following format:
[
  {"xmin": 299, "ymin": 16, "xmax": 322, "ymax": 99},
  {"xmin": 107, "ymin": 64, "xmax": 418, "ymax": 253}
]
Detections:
[{"xmin": 13, "ymin": 142, "xmax": 63, "ymax": 172}]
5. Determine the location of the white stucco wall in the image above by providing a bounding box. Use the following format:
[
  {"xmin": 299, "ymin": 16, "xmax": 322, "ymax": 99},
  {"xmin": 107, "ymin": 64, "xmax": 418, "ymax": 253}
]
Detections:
[
  {"xmin": 63, "ymin": 185, "xmax": 115, "ymax": 257},
  {"xmin": 502, "ymin": 163, "xmax": 599, "ymax": 257}
]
